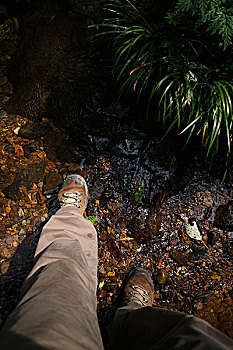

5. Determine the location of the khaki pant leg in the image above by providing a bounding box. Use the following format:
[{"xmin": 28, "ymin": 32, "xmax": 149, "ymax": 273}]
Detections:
[
  {"xmin": 108, "ymin": 304, "xmax": 233, "ymax": 350},
  {"xmin": 0, "ymin": 206, "xmax": 104, "ymax": 350}
]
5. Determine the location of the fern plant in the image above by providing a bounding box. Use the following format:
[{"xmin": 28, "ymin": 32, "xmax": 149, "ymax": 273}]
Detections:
[
  {"xmin": 173, "ymin": 0, "xmax": 233, "ymax": 49},
  {"xmin": 92, "ymin": 0, "xmax": 233, "ymax": 178}
]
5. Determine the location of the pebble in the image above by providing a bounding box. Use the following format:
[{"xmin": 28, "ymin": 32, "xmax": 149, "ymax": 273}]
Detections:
[
  {"xmin": 9, "ymin": 206, "xmax": 19, "ymax": 220},
  {"xmin": 6, "ymin": 236, "xmax": 12, "ymax": 245},
  {"xmin": 19, "ymin": 229, "xmax": 26, "ymax": 235},
  {"xmin": 18, "ymin": 208, "xmax": 24, "ymax": 217},
  {"xmin": 157, "ymin": 269, "xmax": 169, "ymax": 284},
  {"xmin": 13, "ymin": 126, "xmax": 20, "ymax": 135},
  {"xmin": 1, "ymin": 261, "xmax": 10, "ymax": 274},
  {"xmin": 38, "ymin": 181, "xmax": 43, "ymax": 188},
  {"xmin": 12, "ymin": 235, "xmax": 18, "ymax": 242},
  {"xmin": 0, "ymin": 247, "xmax": 11, "ymax": 259}
]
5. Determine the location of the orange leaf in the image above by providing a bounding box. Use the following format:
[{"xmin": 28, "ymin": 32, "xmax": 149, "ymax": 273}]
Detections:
[
  {"xmin": 19, "ymin": 185, "xmax": 28, "ymax": 196},
  {"xmin": 5, "ymin": 206, "xmax": 11, "ymax": 214},
  {"xmin": 31, "ymin": 183, "xmax": 37, "ymax": 190},
  {"xmin": 15, "ymin": 144, "xmax": 24, "ymax": 157},
  {"xmin": 36, "ymin": 151, "xmax": 46, "ymax": 159}
]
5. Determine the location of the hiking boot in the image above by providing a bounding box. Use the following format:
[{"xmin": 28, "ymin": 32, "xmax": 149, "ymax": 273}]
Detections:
[
  {"xmin": 58, "ymin": 174, "xmax": 88, "ymax": 214},
  {"xmin": 121, "ymin": 267, "xmax": 154, "ymax": 307}
]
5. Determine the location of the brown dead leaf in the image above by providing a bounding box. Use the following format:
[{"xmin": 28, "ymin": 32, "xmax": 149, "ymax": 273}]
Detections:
[
  {"xmin": 15, "ymin": 144, "xmax": 24, "ymax": 157},
  {"xmin": 1, "ymin": 261, "xmax": 10, "ymax": 274},
  {"xmin": 36, "ymin": 151, "xmax": 46, "ymax": 159},
  {"xmin": 31, "ymin": 183, "xmax": 37, "ymax": 190},
  {"xmin": 5, "ymin": 206, "xmax": 11, "ymax": 214},
  {"xmin": 19, "ymin": 185, "xmax": 28, "ymax": 196}
]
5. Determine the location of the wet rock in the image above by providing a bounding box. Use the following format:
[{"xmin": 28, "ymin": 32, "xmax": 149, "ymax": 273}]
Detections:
[
  {"xmin": 43, "ymin": 171, "xmax": 61, "ymax": 192},
  {"xmin": 141, "ymin": 138, "xmax": 176, "ymax": 175},
  {"xmin": 157, "ymin": 269, "xmax": 169, "ymax": 284},
  {"xmin": 67, "ymin": 163, "xmax": 79, "ymax": 173},
  {"xmin": 18, "ymin": 121, "xmax": 51, "ymax": 140},
  {"xmin": 214, "ymin": 201, "xmax": 233, "ymax": 230},
  {"xmin": 91, "ymin": 176, "xmax": 108, "ymax": 200},
  {"xmin": 193, "ymin": 246, "xmax": 207, "ymax": 258},
  {"xmin": 3, "ymin": 161, "xmax": 46, "ymax": 200},
  {"xmin": 172, "ymin": 247, "xmax": 193, "ymax": 266},
  {"xmin": 207, "ymin": 230, "xmax": 219, "ymax": 246},
  {"xmin": 9, "ymin": 205, "xmax": 19, "ymax": 220},
  {"xmin": 43, "ymin": 131, "xmax": 73, "ymax": 163},
  {"xmin": 111, "ymin": 138, "xmax": 143, "ymax": 159},
  {"xmin": 19, "ymin": 229, "xmax": 26, "ymax": 236},
  {"xmin": 23, "ymin": 143, "xmax": 37, "ymax": 158}
]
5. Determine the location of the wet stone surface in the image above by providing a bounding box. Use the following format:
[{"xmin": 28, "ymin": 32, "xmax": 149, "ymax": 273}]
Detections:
[
  {"xmin": 18, "ymin": 120, "xmax": 51, "ymax": 140},
  {"xmin": 3, "ymin": 161, "xmax": 47, "ymax": 200}
]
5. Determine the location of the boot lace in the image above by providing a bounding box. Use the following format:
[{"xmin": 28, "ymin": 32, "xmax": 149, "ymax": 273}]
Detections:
[
  {"xmin": 125, "ymin": 284, "xmax": 149, "ymax": 306},
  {"xmin": 60, "ymin": 192, "xmax": 82, "ymax": 208}
]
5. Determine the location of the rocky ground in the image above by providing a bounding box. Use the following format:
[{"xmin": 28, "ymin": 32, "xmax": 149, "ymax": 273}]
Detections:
[
  {"xmin": 0, "ymin": 113, "xmax": 232, "ymax": 340},
  {"xmin": 0, "ymin": 1, "xmax": 232, "ymax": 343}
]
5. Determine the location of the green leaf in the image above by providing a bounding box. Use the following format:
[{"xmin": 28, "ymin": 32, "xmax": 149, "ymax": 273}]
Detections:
[{"xmin": 85, "ymin": 216, "xmax": 97, "ymax": 224}]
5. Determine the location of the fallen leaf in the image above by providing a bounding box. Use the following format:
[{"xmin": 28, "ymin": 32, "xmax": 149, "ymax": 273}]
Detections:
[
  {"xmin": 5, "ymin": 206, "xmax": 11, "ymax": 214},
  {"xmin": 98, "ymin": 280, "xmax": 105, "ymax": 289},
  {"xmin": 1, "ymin": 261, "xmax": 10, "ymax": 274},
  {"xmin": 107, "ymin": 271, "xmax": 115, "ymax": 277},
  {"xmin": 36, "ymin": 151, "xmax": 46, "ymax": 159},
  {"xmin": 15, "ymin": 144, "xmax": 24, "ymax": 157},
  {"xmin": 85, "ymin": 216, "xmax": 97, "ymax": 224},
  {"xmin": 116, "ymin": 237, "xmax": 134, "ymax": 241},
  {"xmin": 31, "ymin": 183, "xmax": 37, "ymax": 190},
  {"xmin": 19, "ymin": 185, "xmax": 28, "ymax": 196}
]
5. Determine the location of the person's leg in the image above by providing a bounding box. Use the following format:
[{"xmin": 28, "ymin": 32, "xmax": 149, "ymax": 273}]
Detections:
[
  {"xmin": 108, "ymin": 268, "xmax": 233, "ymax": 350},
  {"xmin": 0, "ymin": 176, "xmax": 104, "ymax": 350}
]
